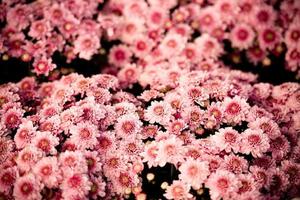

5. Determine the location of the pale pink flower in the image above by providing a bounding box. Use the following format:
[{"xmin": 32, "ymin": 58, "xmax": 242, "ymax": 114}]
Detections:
[
  {"xmin": 14, "ymin": 120, "xmax": 36, "ymax": 149},
  {"xmin": 230, "ymin": 23, "xmax": 255, "ymax": 49},
  {"xmin": 31, "ymin": 131, "xmax": 59, "ymax": 155},
  {"xmin": 115, "ymin": 113, "xmax": 142, "ymax": 138},
  {"xmin": 221, "ymin": 155, "xmax": 248, "ymax": 174},
  {"xmin": 146, "ymin": 6, "xmax": 169, "ymax": 28},
  {"xmin": 144, "ymin": 100, "xmax": 174, "ymax": 125},
  {"xmin": 33, "ymin": 156, "xmax": 61, "ymax": 188},
  {"xmin": 222, "ymin": 96, "xmax": 250, "ymax": 124},
  {"xmin": 156, "ymin": 135, "xmax": 184, "ymax": 166},
  {"xmin": 1, "ymin": 107, "xmax": 23, "ymax": 129},
  {"xmin": 117, "ymin": 64, "xmax": 140, "ymax": 86},
  {"xmin": 13, "ymin": 173, "xmax": 42, "ymax": 200},
  {"xmin": 28, "ymin": 19, "xmax": 52, "ymax": 39},
  {"xmin": 90, "ymin": 175, "xmax": 106, "ymax": 199},
  {"xmin": 131, "ymin": 35, "xmax": 154, "ymax": 58},
  {"xmin": 248, "ymin": 117, "xmax": 280, "ymax": 139},
  {"xmin": 164, "ymin": 180, "xmax": 193, "ymax": 200},
  {"xmin": 74, "ymin": 34, "xmax": 100, "ymax": 60},
  {"xmin": 120, "ymin": 17, "xmax": 145, "ymax": 44},
  {"xmin": 251, "ymin": 4, "xmax": 276, "ymax": 29},
  {"xmin": 206, "ymin": 169, "xmax": 240, "ymax": 200},
  {"xmin": 0, "ymin": 166, "xmax": 17, "ymax": 194},
  {"xmin": 16, "ymin": 146, "xmax": 43, "ymax": 172},
  {"xmin": 84, "ymin": 150, "xmax": 102, "ymax": 174},
  {"xmin": 108, "ymin": 44, "xmax": 132, "ymax": 67},
  {"xmin": 59, "ymin": 151, "xmax": 88, "ymax": 173},
  {"xmin": 33, "ymin": 56, "xmax": 56, "ymax": 76},
  {"xmin": 195, "ymin": 33, "xmax": 223, "ymax": 60},
  {"xmin": 141, "ymin": 141, "xmax": 159, "ymax": 168},
  {"xmin": 215, "ymin": 0, "xmax": 239, "ymax": 24},
  {"xmin": 179, "ymin": 158, "xmax": 210, "ymax": 189},
  {"xmin": 197, "ymin": 7, "xmax": 221, "ymax": 33},
  {"xmin": 240, "ymin": 128, "xmax": 270, "ymax": 158},
  {"xmin": 69, "ymin": 122, "xmax": 100, "ymax": 150},
  {"xmin": 61, "ymin": 172, "xmax": 92, "ymax": 199},
  {"xmin": 159, "ymin": 33, "xmax": 187, "ymax": 58}
]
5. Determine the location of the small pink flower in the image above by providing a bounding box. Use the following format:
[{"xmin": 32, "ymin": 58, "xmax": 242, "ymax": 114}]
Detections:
[
  {"xmin": 157, "ymin": 135, "xmax": 184, "ymax": 166},
  {"xmin": 251, "ymin": 4, "xmax": 276, "ymax": 29},
  {"xmin": 61, "ymin": 172, "xmax": 91, "ymax": 199},
  {"xmin": 222, "ymin": 96, "xmax": 250, "ymax": 124},
  {"xmin": 117, "ymin": 64, "xmax": 140, "ymax": 86},
  {"xmin": 141, "ymin": 141, "xmax": 159, "ymax": 168},
  {"xmin": 14, "ymin": 120, "xmax": 36, "ymax": 149},
  {"xmin": 31, "ymin": 131, "xmax": 59, "ymax": 155},
  {"xmin": 16, "ymin": 146, "xmax": 43, "ymax": 172},
  {"xmin": 33, "ymin": 156, "xmax": 61, "ymax": 188},
  {"xmin": 221, "ymin": 154, "xmax": 248, "ymax": 174},
  {"xmin": 28, "ymin": 19, "xmax": 52, "ymax": 39},
  {"xmin": 33, "ymin": 56, "xmax": 56, "ymax": 76},
  {"xmin": 195, "ymin": 33, "xmax": 223, "ymax": 60},
  {"xmin": 2, "ymin": 107, "xmax": 23, "ymax": 129},
  {"xmin": 258, "ymin": 26, "xmax": 281, "ymax": 50},
  {"xmin": 197, "ymin": 7, "xmax": 221, "ymax": 33},
  {"xmin": 74, "ymin": 34, "xmax": 100, "ymax": 60},
  {"xmin": 0, "ymin": 166, "xmax": 17, "ymax": 194},
  {"xmin": 164, "ymin": 180, "xmax": 193, "ymax": 200},
  {"xmin": 115, "ymin": 113, "xmax": 142, "ymax": 138},
  {"xmin": 59, "ymin": 151, "xmax": 88, "ymax": 173},
  {"xmin": 69, "ymin": 122, "xmax": 99, "ymax": 150},
  {"xmin": 206, "ymin": 169, "xmax": 240, "ymax": 200},
  {"xmin": 146, "ymin": 6, "xmax": 169, "ymax": 28},
  {"xmin": 248, "ymin": 117, "xmax": 280, "ymax": 139},
  {"xmin": 240, "ymin": 128, "xmax": 270, "ymax": 158},
  {"xmin": 90, "ymin": 175, "xmax": 106, "ymax": 199},
  {"xmin": 13, "ymin": 173, "xmax": 42, "ymax": 200},
  {"xmin": 131, "ymin": 35, "xmax": 154, "ymax": 58},
  {"xmin": 159, "ymin": 33, "xmax": 187, "ymax": 59},
  {"xmin": 230, "ymin": 23, "xmax": 255, "ymax": 49},
  {"xmin": 108, "ymin": 44, "xmax": 132, "ymax": 67},
  {"xmin": 144, "ymin": 100, "xmax": 174, "ymax": 125},
  {"xmin": 179, "ymin": 158, "xmax": 210, "ymax": 189},
  {"xmin": 84, "ymin": 150, "xmax": 102, "ymax": 174}
]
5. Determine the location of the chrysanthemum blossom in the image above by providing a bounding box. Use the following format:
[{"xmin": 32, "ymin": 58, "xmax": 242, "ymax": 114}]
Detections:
[
  {"xmin": 164, "ymin": 180, "xmax": 193, "ymax": 200},
  {"xmin": 222, "ymin": 155, "xmax": 248, "ymax": 174},
  {"xmin": 69, "ymin": 122, "xmax": 100, "ymax": 150},
  {"xmin": 248, "ymin": 117, "xmax": 280, "ymax": 139},
  {"xmin": 144, "ymin": 101, "xmax": 174, "ymax": 125},
  {"xmin": 141, "ymin": 141, "xmax": 159, "ymax": 168},
  {"xmin": 108, "ymin": 45, "xmax": 132, "ymax": 67},
  {"xmin": 222, "ymin": 96, "xmax": 250, "ymax": 125},
  {"xmin": 179, "ymin": 158, "xmax": 210, "ymax": 190},
  {"xmin": 33, "ymin": 56, "xmax": 56, "ymax": 76},
  {"xmin": 206, "ymin": 169, "xmax": 240, "ymax": 200},
  {"xmin": 0, "ymin": 166, "xmax": 17, "ymax": 194},
  {"xmin": 211, "ymin": 127, "xmax": 241, "ymax": 153},
  {"xmin": 115, "ymin": 113, "xmax": 142, "ymax": 138},
  {"xmin": 31, "ymin": 131, "xmax": 59, "ymax": 155},
  {"xmin": 16, "ymin": 146, "xmax": 43, "ymax": 172},
  {"xmin": 13, "ymin": 173, "xmax": 42, "ymax": 200},
  {"xmin": 59, "ymin": 151, "xmax": 88, "ymax": 173},
  {"xmin": 74, "ymin": 34, "xmax": 100, "ymax": 60},
  {"xmin": 33, "ymin": 156, "xmax": 61, "ymax": 188},
  {"xmin": 195, "ymin": 34, "xmax": 223, "ymax": 60},
  {"xmin": 240, "ymin": 128, "xmax": 270, "ymax": 157},
  {"xmin": 230, "ymin": 23, "xmax": 255, "ymax": 49}
]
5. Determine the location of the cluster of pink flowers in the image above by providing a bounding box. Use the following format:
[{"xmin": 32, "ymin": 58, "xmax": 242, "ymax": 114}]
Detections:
[
  {"xmin": 0, "ymin": 62, "xmax": 299, "ymax": 199},
  {"xmin": 1, "ymin": 0, "xmax": 300, "ymax": 77}
]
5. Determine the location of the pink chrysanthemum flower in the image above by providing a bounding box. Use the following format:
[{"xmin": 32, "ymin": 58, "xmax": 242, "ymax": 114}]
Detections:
[
  {"xmin": 167, "ymin": 119, "xmax": 187, "ymax": 135},
  {"xmin": 90, "ymin": 175, "xmax": 106, "ymax": 199},
  {"xmin": 84, "ymin": 150, "xmax": 102, "ymax": 174},
  {"xmin": 266, "ymin": 168, "xmax": 289, "ymax": 194},
  {"xmin": 120, "ymin": 17, "xmax": 145, "ymax": 44},
  {"xmin": 251, "ymin": 4, "xmax": 276, "ymax": 29},
  {"xmin": 144, "ymin": 101, "xmax": 174, "ymax": 125},
  {"xmin": 117, "ymin": 64, "xmax": 140, "ymax": 86},
  {"xmin": 108, "ymin": 44, "xmax": 132, "ymax": 67},
  {"xmin": 31, "ymin": 131, "xmax": 59, "ymax": 155},
  {"xmin": 230, "ymin": 23, "xmax": 255, "ymax": 50},
  {"xmin": 115, "ymin": 113, "xmax": 142, "ymax": 138},
  {"xmin": 111, "ymin": 170, "xmax": 139, "ymax": 194},
  {"xmin": 284, "ymin": 22, "xmax": 300, "ymax": 48},
  {"xmin": 215, "ymin": 0, "xmax": 239, "ymax": 24},
  {"xmin": 206, "ymin": 169, "xmax": 240, "ymax": 200},
  {"xmin": 258, "ymin": 26, "xmax": 281, "ymax": 50},
  {"xmin": 221, "ymin": 155, "xmax": 248, "ymax": 174},
  {"xmin": 95, "ymin": 131, "xmax": 116, "ymax": 153},
  {"xmin": 235, "ymin": 174, "xmax": 259, "ymax": 198},
  {"xmin": 179, "ymin": 158, "xmax": 210, "ymax": 190},
  {"xmin": 164, "ymin": 180, "xmax": 193, "ymax": 200},
  {"xmin": 222, "ymin": 96, "xmax": 250, "ymax": 125},
  {"xmin": 2, "ymin": 107, "xmax": 23, "ymax": 129},
  {"xmin": 269, "ymin": 135, "xmax": 290, "ymax": 160},
  {"xmin": 240, "ymin": 128, "xmax": 270, "ymax": 158},
  {"xmin": 248, "ymin": 117, "xmax": 280, "ymax": 139},
  {"xmin": 13, "ymin": 173, "xmax": 42, "ymax": 200},
  {"xmin": 61, "ymin": 172, "xmax": 92, "ymax": 199},
  {"xmin": 59, "ymin": 151, "xmax": 88, "ymax": 174},
  {"xmin": 195, "ymin": 33, "xmax": 223, "ymax": 60},
  {"xmin": 69, "ymin": 122, "xmax": 99, "ymax": 150},
  {"xmin": 28, "ymin": 19, "xmax": 52, "ymax": 39},
  {"xmin": 18, "ymin": 77, "xmax": 36, "ymax": 91},
  {"xmin": 74, "ymin": 34, "xmax": 100, "ymax": 60},
  {"xmin": 33, "ymin": 156, "xmax": 61, "ymax": 188},
  {"xmin": 146, "ymin": 6, "xmax": 169, "ymax": 28},
  {"xmin": 281, "ymin": 160, "xmax": 300, "ymax": 185},
  {"xmin": 0, "ymin": 166, "xmax": 17, "ymax": 194},
  {"xmin": 16, "ymin": 146, "xmax": 43, "ymax": 172},
  {"xmin": 141, "ymin": 141, "xmax": 159, "ymax": 168},
  {"xmin": 159, "ymin": 33, "xmax": 187, "ymax": 58},
  {"xmin": 131, "ymin": 35, "xmax": 154, "ymax": 58},
  {"xmin": 157, "ymin": 135, "xmax": 184, "ymax": 167},
  {"xmin": 197, "ymin": 7, "xmax": 221, "ymax": 33},
  {"xmin": 14, "ymin": 120, "xmax": 36, "ymax": 149},
  {"xmin": 246, "ymin": 45, "xmax": 266, "ymax": 65},
  {"xmin": 32, "ymin": 56, "xmax": 56, "ymax": 76}
]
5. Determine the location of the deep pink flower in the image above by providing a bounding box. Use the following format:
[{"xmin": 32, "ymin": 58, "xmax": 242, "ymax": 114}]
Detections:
[
  {"xmin": 164, "ymin": 180, "xmax": 193, "ymax": 200},
  {"xmin": 13, "ymin": 173, "xmax": 42, "ymax": 200}
]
